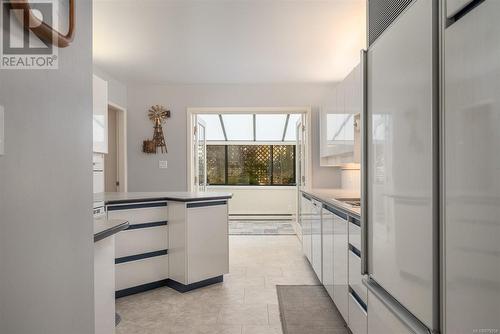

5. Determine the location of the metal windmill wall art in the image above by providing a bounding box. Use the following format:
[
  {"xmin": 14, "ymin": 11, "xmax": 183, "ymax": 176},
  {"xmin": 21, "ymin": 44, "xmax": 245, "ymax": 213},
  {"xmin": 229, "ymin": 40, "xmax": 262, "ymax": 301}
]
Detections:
[{"xmin": 143, "ymin": 105, "xmax": 171, "ymax": 154}]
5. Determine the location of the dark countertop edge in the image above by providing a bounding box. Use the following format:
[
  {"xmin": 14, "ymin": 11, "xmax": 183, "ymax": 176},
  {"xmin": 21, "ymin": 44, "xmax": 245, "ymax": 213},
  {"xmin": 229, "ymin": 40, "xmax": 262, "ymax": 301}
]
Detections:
[
  {"xmin": 301, "ymin": 189, "xmax": 361, "ymax": 219},
  {"xmin": 94, "ymin": 221, "xmax": 129, "ymax": 243},
  {"xmin": 104, "ymin": 195, "xmax": 233, "ymax": 206}
]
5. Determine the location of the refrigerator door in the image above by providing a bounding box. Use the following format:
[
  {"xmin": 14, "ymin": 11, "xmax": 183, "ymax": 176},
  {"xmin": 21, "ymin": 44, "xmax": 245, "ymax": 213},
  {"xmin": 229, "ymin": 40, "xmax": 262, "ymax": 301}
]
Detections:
[
  {"xmin": 444, "ymin": 1, "xmax": 500, "ymax": 333},
  {"xmin": 367, "ymin": 0, "xmax": 438, "ymax": 330}
]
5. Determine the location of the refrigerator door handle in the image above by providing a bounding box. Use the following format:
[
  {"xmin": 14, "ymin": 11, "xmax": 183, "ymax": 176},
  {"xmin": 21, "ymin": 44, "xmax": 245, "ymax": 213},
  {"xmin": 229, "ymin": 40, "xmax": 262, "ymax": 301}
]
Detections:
[
  {"xmin": 360, "ymin": 49, "xmax": 369, "ymax": 275},
  {"xmin": 363, "ymin": 277, "xmax": 432, "ymax": 334}
]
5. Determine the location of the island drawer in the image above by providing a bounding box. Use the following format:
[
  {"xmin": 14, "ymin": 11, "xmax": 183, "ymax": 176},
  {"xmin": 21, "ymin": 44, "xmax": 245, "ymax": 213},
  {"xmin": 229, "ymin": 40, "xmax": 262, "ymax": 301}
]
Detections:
[
  {"xmin": 115, "ymin": 226, "xmax": 168, "ymax": 258},
  {"xmin": 115, "ymin": 255, "xmax": 169, "ymax": 291},
  {"xmin": 107, "ymin": 201, "xmax": 168, "ymax": 225}
]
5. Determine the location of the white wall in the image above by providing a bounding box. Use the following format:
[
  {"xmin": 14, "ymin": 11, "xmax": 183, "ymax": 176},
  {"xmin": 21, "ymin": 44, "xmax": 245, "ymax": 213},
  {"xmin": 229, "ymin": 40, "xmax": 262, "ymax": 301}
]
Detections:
[
  {"xmin": 208, "ymin": 186, "xmax": 296, "ymax": 216},
  {"xmin": 0, "ymin": 2, "xmax": 94, "ymax": 333},
  {"xmin": 127, "ymin": 83, "xmax": 340, "ymax": 192},
  {"xmin": 93, "ymin": 65, "xmax": 127, "ymax": 108}
]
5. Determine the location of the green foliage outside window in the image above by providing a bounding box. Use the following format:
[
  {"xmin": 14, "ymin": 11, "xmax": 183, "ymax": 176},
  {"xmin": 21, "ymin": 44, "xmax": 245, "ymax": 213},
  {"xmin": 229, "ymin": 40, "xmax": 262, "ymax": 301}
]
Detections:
[{"xmin": 207, "ymin": 145, "xmax": 296, "ymax": 186}]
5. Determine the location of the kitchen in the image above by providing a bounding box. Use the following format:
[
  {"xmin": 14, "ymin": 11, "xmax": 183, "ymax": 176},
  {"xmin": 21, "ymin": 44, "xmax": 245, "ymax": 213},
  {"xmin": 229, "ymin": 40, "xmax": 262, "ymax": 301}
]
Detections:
[{"xmin": 0, "ymin": 1, "xmax": 499, "ymax": 334}]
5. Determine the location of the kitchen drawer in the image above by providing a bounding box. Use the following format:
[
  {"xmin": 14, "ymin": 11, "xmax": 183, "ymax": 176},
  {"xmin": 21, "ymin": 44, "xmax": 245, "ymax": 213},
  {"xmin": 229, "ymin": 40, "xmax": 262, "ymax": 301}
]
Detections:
[
  {"xmin": 349, "ymin": 245, "xmax": 367, "ymax": 304},
  {"xmin": 348, "ymin": 220, "xmax": 361, "ymax": 251},
  {"xmin": 349, "ymin": 291, "xmax": 367, "ymax": 334},
  {"xmin": 107, "ymin": 202, "xmax": 168, "ymax": 225},
  {"xmin": 115, "ymin": 226, "xmax": 168, "ymax": 258},
  {"xmin": 115, "ymin": 255, "xmax": 168, "ymax": 291}
]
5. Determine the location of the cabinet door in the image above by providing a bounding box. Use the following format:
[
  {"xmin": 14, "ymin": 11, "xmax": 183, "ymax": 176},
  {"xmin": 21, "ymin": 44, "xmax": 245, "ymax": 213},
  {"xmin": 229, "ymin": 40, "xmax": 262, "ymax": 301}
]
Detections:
[
  {"xmin": 311, "ymin": 200, "xmax": 322, "ymax": 281},
  {"xmin": 93, "ymin": 75, "xmax": 108, "ymax": 153},
  {"xmin": 322, "ymin": 208, "xmax": 335, "ymax": 299},
  {"xmin": 186, "ymin": 202, "xmax": 229, "ymax": 284},
  {"xmin": 333, "ymin": 210, "xmax": 349, "ymax": 321},
  {"xmin": 301, "ymin": 195, "xmax": 312, "ymax": 262}
]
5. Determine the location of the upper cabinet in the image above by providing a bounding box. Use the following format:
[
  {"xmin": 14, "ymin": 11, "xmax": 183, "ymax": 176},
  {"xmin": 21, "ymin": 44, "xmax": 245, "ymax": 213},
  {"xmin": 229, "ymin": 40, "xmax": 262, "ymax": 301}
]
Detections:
[
  {"xmin": 320, "ymin": 63, "xmax": 362, "ymax": 166},
  {"xmin": 93, "ymin": 75, "xmax": 108, "ymax": 153}
]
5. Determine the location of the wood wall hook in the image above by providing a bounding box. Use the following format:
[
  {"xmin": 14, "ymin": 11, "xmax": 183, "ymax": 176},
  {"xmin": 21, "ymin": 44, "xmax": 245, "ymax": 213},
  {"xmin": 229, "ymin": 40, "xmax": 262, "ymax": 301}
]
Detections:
[{"xmin": 9, "ymin": 0, "xmax": 75, "ymax": 48}]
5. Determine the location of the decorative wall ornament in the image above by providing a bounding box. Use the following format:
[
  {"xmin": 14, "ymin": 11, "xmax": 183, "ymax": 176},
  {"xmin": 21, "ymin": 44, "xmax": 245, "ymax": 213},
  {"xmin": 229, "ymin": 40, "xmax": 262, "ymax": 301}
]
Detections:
[{"xmin": 142, "ymin": 105, "xmax": 171, "ymax": 154}]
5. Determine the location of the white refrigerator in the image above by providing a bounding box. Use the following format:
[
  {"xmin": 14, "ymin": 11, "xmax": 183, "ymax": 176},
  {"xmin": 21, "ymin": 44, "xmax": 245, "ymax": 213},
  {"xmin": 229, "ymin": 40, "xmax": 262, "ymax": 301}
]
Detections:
[
  {"xmin": 444, "ymin": 0, "xmax": 500, "ymax": 333},
  {"xmin": 364, "ymin": 0, "xmax": 439, "ymax": 333}
]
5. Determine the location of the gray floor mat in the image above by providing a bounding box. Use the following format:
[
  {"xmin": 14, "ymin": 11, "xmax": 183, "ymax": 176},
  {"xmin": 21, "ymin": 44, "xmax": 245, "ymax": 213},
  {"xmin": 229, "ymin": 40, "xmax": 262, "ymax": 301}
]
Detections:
[{"xmin": 276, "ymin": 285, "xmax": 350, "ymax": 334}]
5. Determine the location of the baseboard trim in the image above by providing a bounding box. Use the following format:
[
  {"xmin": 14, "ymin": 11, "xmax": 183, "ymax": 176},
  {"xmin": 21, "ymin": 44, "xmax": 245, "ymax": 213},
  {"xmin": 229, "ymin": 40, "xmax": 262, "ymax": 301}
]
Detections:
[
  {"xmin": 115, "ymin": 279, "xmax": 168, "ymax": 298},
  {"xmin": 166, "ymin": 276, "xmax": 224, "ymax": 293},
  {"xmin": 115, "ymin": 275, "xmax": 224, "ymax": 298}
]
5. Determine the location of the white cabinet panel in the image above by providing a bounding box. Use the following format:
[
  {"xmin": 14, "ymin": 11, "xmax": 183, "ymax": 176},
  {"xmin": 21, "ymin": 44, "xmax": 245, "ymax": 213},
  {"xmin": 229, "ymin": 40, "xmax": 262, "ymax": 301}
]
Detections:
[
  {"xmin": 94, "ymin": 236, "xmax": 115, "ymax": 334},
  {"xmin": 348, "ymin": 221, "xmax": 361, "ymax": 251},
  {"xmin": 348, "ymin": 293, "xmax": 367, "ymax": 334},
  {"xmin": 333, "ymin": 210, "xmax": 349, "ymax": 321},
  {"xmin": 301, "ymin": 195, "xmax": 313, "ymax": 262},
  {"xmin": 444, "ymin": 1, "xmax": 500, "ymax": 332},
  {"xmin": 115, "ymin": 255, "xmax": 169, "ymax": 291},
  {"xmin": 367, "ymin": 0, "xmax": 437, "ymax": 328},
  {"xmin": 107, "ymin": 204, "xmax": 168, "ymax": 225},
  {"xmin": 93, "ymin": 75, "xmax": 108, "ymax": 154},
  {"xmin": 322, "ymin": 208, "xmax": 334, "ymax": 299},
  {"xmin": 186, "ymin": 203, "xmax": 229, "ymax": 284},
  {"xmin": 320, "ymin": 63, "xmax": 362, "ymax": 166},
  {"xmin": 311, "ymin": 199, "xmax": 322, "ymax": 281},
  {"xmin": 115, "ymin": 226, "xmax": 168, "ymax": 258},
  {"xmin": 349, "ymin": 248, "xmax": 366, "ymax": 304}
]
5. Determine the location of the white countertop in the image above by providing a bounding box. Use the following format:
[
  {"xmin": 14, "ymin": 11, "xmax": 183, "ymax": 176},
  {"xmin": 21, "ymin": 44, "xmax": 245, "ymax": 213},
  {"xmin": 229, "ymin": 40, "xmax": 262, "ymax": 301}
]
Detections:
[
  {"xmin": 94, "ymin": 192, "xmax": 233, "ymax": 205},
  {"xmin": 302, "ymin": 188, "xmax": 361, "ymax": 217}
]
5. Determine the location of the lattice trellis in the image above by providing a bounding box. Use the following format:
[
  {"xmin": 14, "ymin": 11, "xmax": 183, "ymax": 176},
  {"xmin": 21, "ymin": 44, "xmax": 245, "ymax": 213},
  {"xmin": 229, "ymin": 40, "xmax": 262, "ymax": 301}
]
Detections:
[{"xmin": 228, "ymin": 145, "xmax": 271, "ymax": 185}]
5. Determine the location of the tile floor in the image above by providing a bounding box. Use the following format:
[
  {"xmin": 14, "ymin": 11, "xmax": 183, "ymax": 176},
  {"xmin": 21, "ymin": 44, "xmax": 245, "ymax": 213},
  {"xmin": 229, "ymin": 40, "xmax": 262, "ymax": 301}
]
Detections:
[
  {"xmin": 228, "ymin": 221, "xmax": 295, "ymax": 235},
  {"xmin": 116, "ymin": 235, "xmax": 320, "ymax": 334}
]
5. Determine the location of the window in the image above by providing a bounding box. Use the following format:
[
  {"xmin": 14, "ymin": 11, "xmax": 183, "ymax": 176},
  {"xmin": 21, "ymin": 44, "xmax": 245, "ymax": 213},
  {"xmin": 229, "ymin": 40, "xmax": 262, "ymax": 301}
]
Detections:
[{"xmin": 207, "ymin": 145, "xmax": 296, "ymax": 186}]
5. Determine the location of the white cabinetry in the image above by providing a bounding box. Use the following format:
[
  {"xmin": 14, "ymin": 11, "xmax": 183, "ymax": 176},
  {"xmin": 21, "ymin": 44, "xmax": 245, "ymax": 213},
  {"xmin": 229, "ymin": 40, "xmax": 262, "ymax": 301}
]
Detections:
[
  {"xmin": 93, "ymin": 75, "xmax": 108, "ymax": 153},
  {"xmin": 311, "ymin": 199, "xmax": 322, "ymax": 281},
  {"xmin": 333, "ymin": 208, "xmax": 349, "ymax": 321},
  {"xmin": 320, "ymin": 63, "xmax": 362, "ymax": 166},
  {"xmin": 169, "ymin": 200, "xmax": 229, "ymax": 285},
  {"xmin": 322, "ymin": 207, "xmax": 335, "ymax": 299},
  {"xmin": 301, "ymin": 194, "xmax": 313, "ymax": 263}
]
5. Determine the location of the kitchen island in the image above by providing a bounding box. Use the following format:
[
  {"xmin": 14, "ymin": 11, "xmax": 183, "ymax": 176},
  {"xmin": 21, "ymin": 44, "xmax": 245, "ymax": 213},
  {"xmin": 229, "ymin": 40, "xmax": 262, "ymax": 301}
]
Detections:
[{"xmin": 94, "ymin": 192, "xmax": 233, "ymax": 297}]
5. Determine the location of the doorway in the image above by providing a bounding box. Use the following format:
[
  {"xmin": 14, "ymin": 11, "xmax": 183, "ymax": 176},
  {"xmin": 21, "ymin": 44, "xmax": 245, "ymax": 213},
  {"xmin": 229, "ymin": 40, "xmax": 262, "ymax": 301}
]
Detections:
[
  {"xmin": 186, "ymin": 107, "xmax": 312, "ymax": 236},
  {"xmin": 104, "ymin": 103, "xmax": 127, "ymax": 192}
]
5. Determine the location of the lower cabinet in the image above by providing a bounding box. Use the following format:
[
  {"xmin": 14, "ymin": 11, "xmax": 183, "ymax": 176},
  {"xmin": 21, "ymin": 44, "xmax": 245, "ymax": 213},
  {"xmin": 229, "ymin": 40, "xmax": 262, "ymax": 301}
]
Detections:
[
  {"xmin": 349, "ymin": 291, "xmax": 368, "ymax": 334},
  {"xmin": 301, "ymin": 192, "xmax": 367, "ymax": 334},
  {"xmin": 322, "ymin": 207, "xmax": 335, "ymax": 299},
  {"xmin": 333, "ymin": 208, "xmax": 349, "ymax": 321},
  {"xmin": 311, "ymin": 199, "xmax": 323, "ymax": 281},
  {"xmin": 301, "ymin": 194, "xmax": 313, "ymax": 263}
]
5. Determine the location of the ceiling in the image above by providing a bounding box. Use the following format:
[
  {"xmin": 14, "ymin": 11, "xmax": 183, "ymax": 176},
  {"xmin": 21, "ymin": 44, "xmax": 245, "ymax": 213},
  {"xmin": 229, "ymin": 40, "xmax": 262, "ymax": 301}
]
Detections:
[{"xmin": 93, "ymin": 0, "xmax": 366, "ymax": 85}]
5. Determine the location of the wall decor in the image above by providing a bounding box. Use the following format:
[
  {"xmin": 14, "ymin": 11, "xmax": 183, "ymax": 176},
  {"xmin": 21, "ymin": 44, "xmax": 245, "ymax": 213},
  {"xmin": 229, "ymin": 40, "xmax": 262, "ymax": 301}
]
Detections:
[
  {"xmin": 142, "ymin": 105, "xmax": 171, "ymax": 154},
  {"xmin": 9, "ymin": 0, "xmax": 75, "ymax": 48}
]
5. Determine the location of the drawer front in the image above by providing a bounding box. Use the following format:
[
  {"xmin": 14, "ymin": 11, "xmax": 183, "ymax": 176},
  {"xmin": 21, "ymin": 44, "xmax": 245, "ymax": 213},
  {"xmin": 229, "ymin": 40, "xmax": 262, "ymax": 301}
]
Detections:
[
  {"xmin": 115, "ymin": 226, "xmax": 168, "ymax": 258},
  {"xmin": 349, "ymin": 246, "xmax": 367, "ymax": 304},
  {"xmin": 349, "ymin": 292, "xmax": 367, "ymax": 334},
  {"xmin": 107, "ymin": 203, "xmax": 168, "ymax": 225},
  {"xmin": 115, "ymin": 255, "xmax": 168, "ymax": 291},
  {"xmin": 349, "ymin": 221, "xmax": 361, "ymax": 251}
]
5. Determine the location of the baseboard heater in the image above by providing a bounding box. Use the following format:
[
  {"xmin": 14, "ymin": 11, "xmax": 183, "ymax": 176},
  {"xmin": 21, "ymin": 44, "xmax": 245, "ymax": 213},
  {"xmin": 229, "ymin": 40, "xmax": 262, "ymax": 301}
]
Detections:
[{"xmin": 229, "ymin": 213, "xmax": 295, "ymax": 221}]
